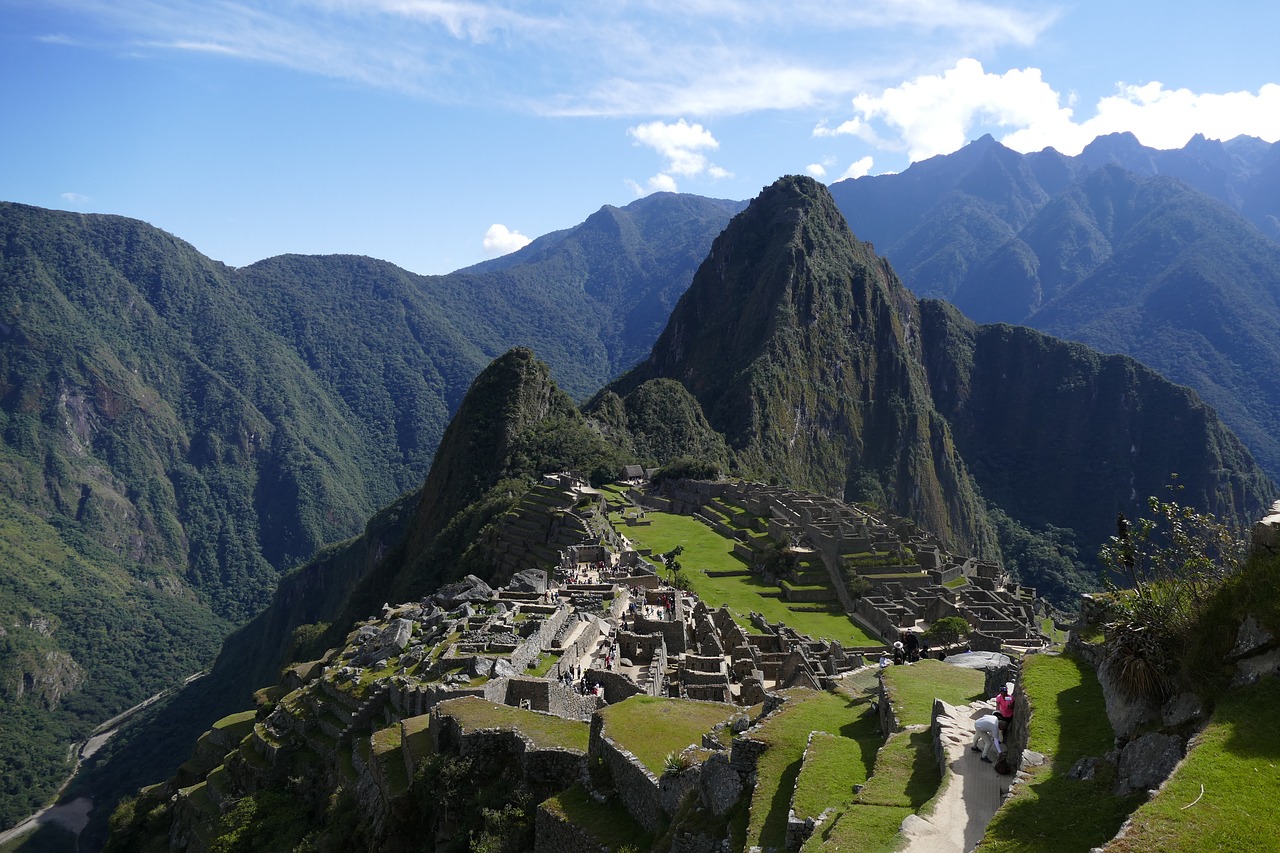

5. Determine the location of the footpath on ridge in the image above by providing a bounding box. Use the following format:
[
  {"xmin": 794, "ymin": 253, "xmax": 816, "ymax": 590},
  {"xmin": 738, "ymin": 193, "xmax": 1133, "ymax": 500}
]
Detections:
[{"xmin": 899, "ymin": 699, "xmax": 1009, "ymax": 853}]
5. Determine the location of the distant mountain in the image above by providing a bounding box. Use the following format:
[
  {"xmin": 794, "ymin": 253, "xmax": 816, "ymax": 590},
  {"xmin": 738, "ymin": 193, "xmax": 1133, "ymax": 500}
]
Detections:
[
  {"xmin": 0, "ymin": 192, "xmax": 739, "ymax": 829},
  {"xmin": 829, "ymin": 134, "xmax": 1280, "ymax": 482}
]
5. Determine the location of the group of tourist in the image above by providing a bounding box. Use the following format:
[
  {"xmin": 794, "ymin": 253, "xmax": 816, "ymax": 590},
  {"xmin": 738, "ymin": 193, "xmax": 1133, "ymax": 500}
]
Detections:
[
  {"xmin": 972, "ymin": 682, "xmax": 1016, "ymax": 773},
  {"xmin": 879, "ymin": 629, "xmax": 933, "ymax": 666}
]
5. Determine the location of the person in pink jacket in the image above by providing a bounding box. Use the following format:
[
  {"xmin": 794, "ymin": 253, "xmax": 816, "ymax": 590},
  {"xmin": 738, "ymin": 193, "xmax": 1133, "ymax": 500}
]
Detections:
[{"xmin": 995, "ymin": 681, "xmax": 1015, "ymax": 734}]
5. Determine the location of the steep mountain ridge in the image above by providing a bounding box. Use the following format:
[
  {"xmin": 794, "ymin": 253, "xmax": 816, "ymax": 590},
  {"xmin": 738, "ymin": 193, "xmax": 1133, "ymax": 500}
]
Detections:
[{"xmin": 610, "ymin": 176, "xmax": 997, "ymax": 556}]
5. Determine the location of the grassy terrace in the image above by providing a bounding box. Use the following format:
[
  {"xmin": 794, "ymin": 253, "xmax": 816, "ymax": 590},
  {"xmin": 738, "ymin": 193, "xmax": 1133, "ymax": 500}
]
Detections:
[
  {"xmin": 1106, "ymin": 677, "xmax": 1280, "ymax": 853},
  {"xmin": 599, "ymin": 696, "xmax": 736, "ymax": 774},
  {"xmin": 541, "ymin": 784, "xmax": 653, "ymax": 851},
  {"xmin": 745, "ymin": 687, "xmax": 881, "ymax": 851},
  {"xmin": 434, "ymin": 696, "xmax": 590, "ymax": 753},
  {"xmin": 801, "ymin": 661, "xmax": 984, "ymax": 852},
  {"xmin": 617, "ymin": 509, "xmax": 878, "ymax": 646},
  {"xmin": 881, "ymin": 659, "xmax": 985, "ymax": 727},
  {"xmin": 976, "ymin": 653, "xmax": 1140, "ymax": 852}
]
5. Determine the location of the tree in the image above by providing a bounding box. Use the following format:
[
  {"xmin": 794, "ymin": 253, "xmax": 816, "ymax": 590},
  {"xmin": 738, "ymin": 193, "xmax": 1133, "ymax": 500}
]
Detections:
[{"xmin": 924, "ymin": 616, "xmax": 971, "ymax": 647}]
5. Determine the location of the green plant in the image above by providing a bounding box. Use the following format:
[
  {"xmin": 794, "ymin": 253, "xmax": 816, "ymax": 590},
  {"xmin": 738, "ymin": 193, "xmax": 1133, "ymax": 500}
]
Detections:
[
  {"xmin": 1097, "ymin": 484, "xmax": 1246, "ymax": 702},
  {"xmin": 924, "ymin": 616, "xmax": 971, "ymax": 647},
  {"xmin": 663, "ymin": 751, "xmax": 692, "ymax": 775}
]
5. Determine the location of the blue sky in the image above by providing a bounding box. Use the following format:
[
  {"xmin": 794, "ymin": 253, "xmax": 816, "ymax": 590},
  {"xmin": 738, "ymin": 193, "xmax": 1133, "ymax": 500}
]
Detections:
[{"xmin": 2, "ymin": 1, "xmax": 1278, "ymax": 274}]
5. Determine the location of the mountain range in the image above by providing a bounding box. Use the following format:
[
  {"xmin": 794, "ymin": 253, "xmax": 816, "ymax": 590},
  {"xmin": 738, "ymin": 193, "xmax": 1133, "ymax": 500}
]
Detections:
[
  {"xmin": 2, "ymin": 131, "xmax": 1280, "ymax": 842},
  {"xmin": 829, "ymin": 132, "xmax": 1280, "ymax": 480}
]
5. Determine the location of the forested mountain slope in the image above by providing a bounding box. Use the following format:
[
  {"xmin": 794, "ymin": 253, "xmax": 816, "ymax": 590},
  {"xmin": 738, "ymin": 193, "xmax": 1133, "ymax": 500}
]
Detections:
[
  {"xmin": 0, "ymin": 192, "xmax": 738, "ymax": 828},
  {"xmin": 829, "ymin": 134, "xmax": 1280, "ymax": 481}
]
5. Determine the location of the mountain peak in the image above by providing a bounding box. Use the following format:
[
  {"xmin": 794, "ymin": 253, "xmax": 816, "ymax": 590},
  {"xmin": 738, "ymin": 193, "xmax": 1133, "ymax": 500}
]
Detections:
[{"xmin": 613, "ymin": 177, "xmax": 997, "ymax": 554}]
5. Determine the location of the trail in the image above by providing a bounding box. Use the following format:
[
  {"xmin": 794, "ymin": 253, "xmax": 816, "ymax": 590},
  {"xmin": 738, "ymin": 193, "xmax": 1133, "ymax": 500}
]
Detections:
[
  {"xmin": 899, "ymin": 700, "xmax": 1010, "ymax": 853},
  {"xmin": 0, "ymin": 670, "xmax": 206, "ymax": 848}
]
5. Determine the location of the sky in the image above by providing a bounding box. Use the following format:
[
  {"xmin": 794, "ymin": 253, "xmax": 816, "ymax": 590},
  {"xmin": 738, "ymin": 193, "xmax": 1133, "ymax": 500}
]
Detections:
[{"xmin": 2, "ymin": 1, "xmax": 1278, "ymax": 275}]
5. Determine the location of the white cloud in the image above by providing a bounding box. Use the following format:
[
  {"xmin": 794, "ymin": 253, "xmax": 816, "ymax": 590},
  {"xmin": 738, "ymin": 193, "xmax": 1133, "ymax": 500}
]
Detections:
[
  {"xmin": 837, "ymin": 157, "xmax": 874, "ymax": 180},
  {"xmin": 837, "ymin": 59, "xmax": 1280, "ymax": 164},
  {"xmin": 60, "ymin": 191, "xmax": 91, "ymax": 204},
  {"xmin": 628, "ymin": 119, "xmax": 719, "ymax": 175},
  {"xmin": 805, "ymin": 163, "xmax": 827, "ymax": 178},
  {"xmin": 627, "ymin": 119, "xmax": 730, "ymax": 194},
  {"xmin": 482, "ymin": 223, "xmax": 531, "ymax": 255},
  {"xmin": 44, "ymin": 0, "xmax": 1059, "ymax": 117},
  {"xmin": 647, "ymin": 173, "xmax": 679, "ymax": 193}
]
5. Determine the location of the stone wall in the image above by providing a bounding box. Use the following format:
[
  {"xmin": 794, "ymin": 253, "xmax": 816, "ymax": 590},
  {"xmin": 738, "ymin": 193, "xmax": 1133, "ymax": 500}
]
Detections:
[
  {"xmin": 588, "ymin": 716, "xmax": 663, "ymax": 832},
  {"xmin": 534, "ymin": 804, "xmax": 609, "ymax": 853}
]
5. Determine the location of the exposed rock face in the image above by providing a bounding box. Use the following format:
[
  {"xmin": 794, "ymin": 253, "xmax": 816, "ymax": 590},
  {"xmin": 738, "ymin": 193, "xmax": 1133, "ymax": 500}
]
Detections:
[
  {"xmin": 1254, "ymin": 500, "xmax": 1280, "ymax": 556},
  {"xmin": 16, "ymin": 650, "xmax": 86, "ymax": 709},
  {"xmin": 1115, "ymin": 733, "xmax": 1183, "ymax": 795}
]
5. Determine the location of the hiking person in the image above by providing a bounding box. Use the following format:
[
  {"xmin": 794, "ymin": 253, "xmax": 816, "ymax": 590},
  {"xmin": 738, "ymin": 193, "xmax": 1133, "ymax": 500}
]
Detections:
[
  {"xmin": 972, "ymin": 714, "xmax": 1003, "ymax": 763},
  {"xmin": 904, "ymin": 630, "xmax": 920, "ymax": 662},
  {"xmin": 892, "ymin": 641, "xmax": 905, "ymax": 666}
]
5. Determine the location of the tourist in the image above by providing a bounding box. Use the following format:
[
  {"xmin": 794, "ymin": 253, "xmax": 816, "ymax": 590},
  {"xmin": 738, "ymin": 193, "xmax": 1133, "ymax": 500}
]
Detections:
[
  {"xmin": 904, "ymin": 630, "xmax": 919, "ymax": 663},
  {"xmin": 892, "ymin": 641, "xmax": 905, "ymax": 666},
  {"xmin": 971, "ymin": 714, "xmax": 1003, "ymax": 763},
  {"xmin": 995, "ymin": 682, "xmax": 1015, "ymax": 734}
]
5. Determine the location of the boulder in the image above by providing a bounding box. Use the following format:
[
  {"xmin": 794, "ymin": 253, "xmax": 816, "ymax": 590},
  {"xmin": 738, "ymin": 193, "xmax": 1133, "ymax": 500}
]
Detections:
[
  {"xmin": 509, "ymin": 568, "xmax": 549, "ymax": 594},
  {"xmin": 435, "ymin": 575, "xmax": 495, "ymax": 607},
  {"xmin": 493, "ymin": 658, "xmax": 519, "ymax": 679},
  {"xmin": 1230, "ymin": 646, "xmax": 1280, "ymax": 688},
  {"xmin": 356, "ymin": 618, "xmax": 415, "ymax": 666},
  {"xmin": 1161, "ymin": 692, "xmax": 1204, "ymax": 728},
  {"xmin": 698, "ymin": 752, "xmax": 743, "ymax": 816},
  {"xmin": 1115, "ymin": 733, "xmax": 1183, "ymax": 795},
  {"xmin": 470, "ymin": 657, "xmax": 495, "ymax": 678},
  {"xmin": 1096, "ymin": 657, "xmax": 1161, "ymax": 739},
  {"xmin": 1229, "ymin": 615, "xmax": 1276, "ymax": 661},
  {"xmin": 1066, "ymin": 756, "xmax": 1105, "ymax": 781},
  {"xmin": 943, "ymin": 651, "xmax": 1013, "ymax": 696}
]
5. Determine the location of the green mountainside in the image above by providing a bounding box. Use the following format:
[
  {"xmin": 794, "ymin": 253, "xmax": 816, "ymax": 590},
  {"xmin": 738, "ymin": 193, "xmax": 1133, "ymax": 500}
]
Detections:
[
  {"xmin": 0, "ymin": 193, "xmax": 738, "ymax": 829},
  {"xmin": 919, "ymin": 299, "xmax": 1273, "ymax": 602},
  {"xmin": 828, "ymin": 135, "xmax": 1280, "ymax": 483}
]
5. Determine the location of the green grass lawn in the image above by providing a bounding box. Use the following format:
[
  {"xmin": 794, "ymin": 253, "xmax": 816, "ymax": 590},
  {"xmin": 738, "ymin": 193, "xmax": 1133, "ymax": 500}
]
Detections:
[
  {"xmin": 1105, "ymin": 677, "xmax": 1280, "ymax": 853},
  {"xmin": 433, "ymin": 696, "xmax": 589, "ymax": 753},
  {"xmin": 598, "ymin": 696, "xmax": 736, "ymax": 774},
  {"xmin": 744, "ymin": 687, "xmax": 881, "ymax": 851},
  {"xmin": 620, "ymin": 511, "xmax": 878, "ymax": 646},
  {"xmin": 976, "ymin": 653, "xmax": 1141, "ymax": 853},
  {"xmin": 881, "ymin": 659, "xmax": 986, "ymax": 728}
]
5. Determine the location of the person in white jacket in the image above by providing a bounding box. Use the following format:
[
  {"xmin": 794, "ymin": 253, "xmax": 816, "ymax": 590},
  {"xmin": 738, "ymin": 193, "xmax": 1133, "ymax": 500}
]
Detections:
[{"xmin": 972, "ymin": 713, "xmax": 1004, "ymax": 763}]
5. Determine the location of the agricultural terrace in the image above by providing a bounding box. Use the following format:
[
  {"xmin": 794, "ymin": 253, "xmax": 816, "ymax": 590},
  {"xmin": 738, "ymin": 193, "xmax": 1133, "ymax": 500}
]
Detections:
[
  {"xmin": 1105, "ymin": 677, "xmax": 1280, "ymax": 853},
  {"xmin": 744, "ymin": 686, "xmax": 881, "ymax": 851},
  {"xmin": 597, "ymin": 696, "xmax": 737, "ymax": 774},
  {"xmin": 615, "ymin": 508, "xmax": 878, "ymax": 647},
  {"xmin": 434, "ymin": 696, "xmax": 590, "ymax": 753}
]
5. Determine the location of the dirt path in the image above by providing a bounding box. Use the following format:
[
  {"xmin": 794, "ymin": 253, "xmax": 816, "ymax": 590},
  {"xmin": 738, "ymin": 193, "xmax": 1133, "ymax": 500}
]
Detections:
[{"xmin": 899, "ymin": 700, "xmax": 1010, "ymax": 853}]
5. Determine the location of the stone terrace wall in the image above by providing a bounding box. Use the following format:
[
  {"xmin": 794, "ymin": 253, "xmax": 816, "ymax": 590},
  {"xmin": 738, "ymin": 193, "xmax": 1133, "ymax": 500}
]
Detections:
[
  {"xmin": 534, "ymin": 805, "xmax": 609, "ymax": 853},
  {"xmin": 588, "ymin": 715, "xmax": 663, "ymax": 832}
]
